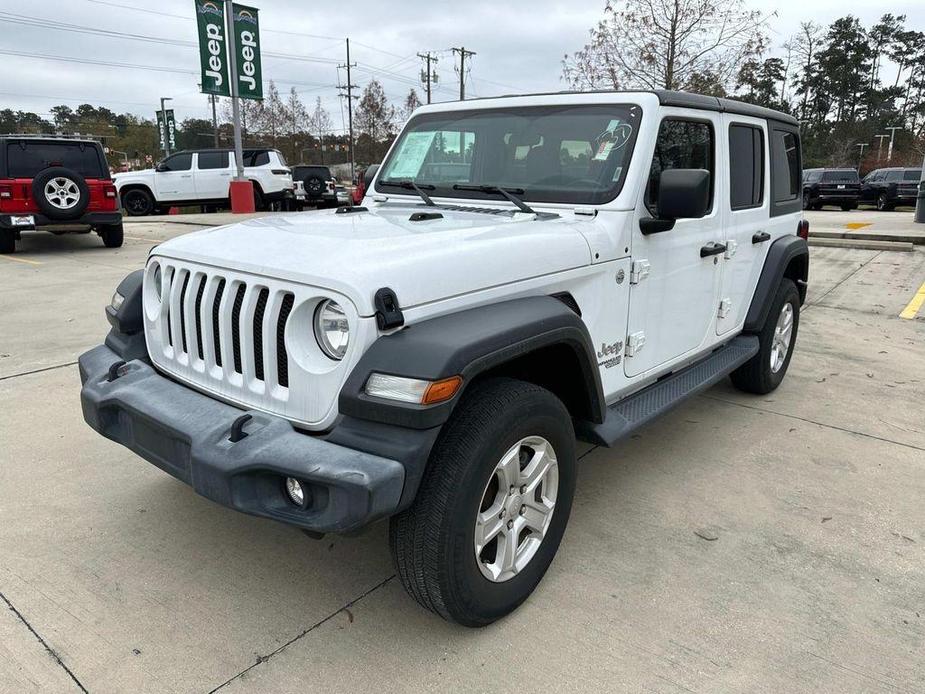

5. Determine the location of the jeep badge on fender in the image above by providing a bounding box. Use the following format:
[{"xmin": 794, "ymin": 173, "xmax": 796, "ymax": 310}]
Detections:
[{"xmin": 78, "ymin": 90, "xmax": 808, "ymax": 627}]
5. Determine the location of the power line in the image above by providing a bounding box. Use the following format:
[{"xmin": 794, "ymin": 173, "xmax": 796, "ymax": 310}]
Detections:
[{"xmin": 451, "ymin": 47, "xmax": 477, "ymax": 101}]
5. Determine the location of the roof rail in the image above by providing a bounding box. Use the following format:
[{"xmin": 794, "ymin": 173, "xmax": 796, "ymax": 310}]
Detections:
[{"xmin": 1, "ymin": 132, "xmax": 105, "ymax": 141}]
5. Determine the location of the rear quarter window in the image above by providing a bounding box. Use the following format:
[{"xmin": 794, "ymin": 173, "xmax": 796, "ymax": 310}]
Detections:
[
  {"xmin": 6, "ymin": 141, "xmax": 106, "ymax": 178},
  {"xmin": 903, "ymin": 170, "xmax": 922, "ymax": 181},
  {"xmin": 770, "ymin": 126, "xmax": 801, "ymax": 217}
]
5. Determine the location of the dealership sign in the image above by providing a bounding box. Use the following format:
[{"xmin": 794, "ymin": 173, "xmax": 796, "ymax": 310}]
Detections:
[
  {"xmin": 156, "ymin": 109, "xmax": 176, "ymax": 152},
  {"xmin": 232, "ymin": 4, "xmax": 263, "ymax": 100},
  {"xmin": 195, "ymin": 0, "xmax": 230, "ymax": 96}
]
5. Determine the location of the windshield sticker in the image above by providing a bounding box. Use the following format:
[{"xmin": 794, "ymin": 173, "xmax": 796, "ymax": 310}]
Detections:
[
  {"xmin": 593, "ymin": 121, "xmax": 634, "ymax": 161},
  {"xmin": 387, "ymin": 131, "xmax": 437, "ymax": 179}
]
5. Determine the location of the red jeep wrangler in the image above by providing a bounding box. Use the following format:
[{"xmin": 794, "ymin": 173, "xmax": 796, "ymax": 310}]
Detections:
[{"xmin": 0, "ymin": 135, "xmax": 123, "ymax": 254}]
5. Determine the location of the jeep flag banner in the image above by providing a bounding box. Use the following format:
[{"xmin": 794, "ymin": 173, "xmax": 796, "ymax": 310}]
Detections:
[
  {"xmin": 231, "ymin": 4, "xmax": 263, "ymax": 100},
  {"xmin": 156, "ymin": 110, "xmax": 177, "ymax": 153},
  {"xmin": 195, "ymin": 0, "xmax": 231, "ymax": 97}
]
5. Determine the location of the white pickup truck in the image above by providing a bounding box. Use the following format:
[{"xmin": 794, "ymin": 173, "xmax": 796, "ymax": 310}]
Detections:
[
  {"xmin": 80, "ymin": 90, "xmax": 808, "ymax": 626},
  {"xmin": 113, "ymin": 147, "xmax": 293, "ymax": 214}
]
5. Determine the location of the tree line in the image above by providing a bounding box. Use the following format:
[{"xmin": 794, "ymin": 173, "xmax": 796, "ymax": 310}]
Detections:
[
  {"xmin": 564, "ymin": 2, "xmax": 925, "ymax": 170},
  {"xmin": 0, "ymin": 80, "xmax": 424, "ymax": 172}
]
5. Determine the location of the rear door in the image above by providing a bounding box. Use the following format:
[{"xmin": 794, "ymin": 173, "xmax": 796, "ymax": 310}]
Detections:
[
  {"xmin": 193, "ymin": 151, "xmax": 231, "ymax": 200},
  {"xmin": 625, "ymin": 112, "xmax": 724, "ymax": 378},
  {"xmin": 154, "ymin": 152, "xmax": 195, "ymax": 201},
  {"xmin": 717, "ymin": 116, "xmax": 769, "ymax": 335}
]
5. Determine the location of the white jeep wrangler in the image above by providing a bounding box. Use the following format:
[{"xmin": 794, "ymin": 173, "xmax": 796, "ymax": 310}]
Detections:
[{"xmin": 79, "ymin": 90, "xmax": 808, "ymax": 626}]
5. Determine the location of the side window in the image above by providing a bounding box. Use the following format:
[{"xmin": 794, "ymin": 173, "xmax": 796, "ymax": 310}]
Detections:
[
  {"xmin": 198, "ymin": 151, "xmax": 229, "ymax": 170},
  {"xmin": 250, "ymin": 151, "xmax": 270, "ymax": 166},
  {"xmin": 771, "ymin": 130, "xmax": 799, "ymax": 202},
  {"xmin": 885, "ymin": 170, "xmax": 903, "ymax": 183},
  {"xmin": 729, "ymin": 124, "xmax": 764, "ymax": 210},
  {"xmin": 646, "ymin": 119, "xmax": 714, "ymax": 212},
  {"xmin": 160, "ymin": 152, "xmax": 192, "ymax": 171},
  {"xmin": 903, "ymin": 169, "xmax": 922, "ymax": 181}
]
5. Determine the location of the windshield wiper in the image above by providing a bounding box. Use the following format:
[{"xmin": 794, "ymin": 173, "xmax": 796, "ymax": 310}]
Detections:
[
  {"xmin": 452, "ymin": 184, "xmax": 535, "ymax": 214},
  {"xmin": 378, "ymin": 179, "xmax": 436, "ymax": 206}
]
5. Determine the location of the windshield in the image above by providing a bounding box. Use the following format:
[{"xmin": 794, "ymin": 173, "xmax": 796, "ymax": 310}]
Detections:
[
  {"xmin": 822, "ymin": 170, "xmax": 858, "ymax": 182},
  {"xmin": 376, "ymin": 104, "xmax": 642, "ymax": 205}
]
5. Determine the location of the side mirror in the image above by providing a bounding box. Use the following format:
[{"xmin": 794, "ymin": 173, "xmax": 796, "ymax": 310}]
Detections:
[
  {"xmin": 640, "ymin": 169, "xmax": 711, "ymax": 234},
  {"xmin": 155, "ymin": 163, "xmax": 169, "ymax": 172},
  {"xmin": 363, "ymin": 164, "xmax": 379, "ymax": 191}
]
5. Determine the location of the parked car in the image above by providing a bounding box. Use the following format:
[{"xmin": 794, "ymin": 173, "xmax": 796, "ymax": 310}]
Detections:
[
  {"xmin": 0, "ymin": 135, "xmax": 123, "ymax": 253},
  {"xmin": 291, "ymin": 165, "xmax": 337, "ymax": 209},
  {"xmin": 113, "ymin": 148, "xmax": 293, "ymax": 216},
  {"xmin": 80, "ymin": 90, "xmax": 808, "ymax": 626},
  {"xmin": 352, "ymin": 164, "xmax": 378, "ymax": 204},
  {"xmin": 860, "ymin": 167, "xmax": 922, "ymax": 210},
  {"xmin": 802, "ymin": 168, "xmax": 860, "ymax": 210},
  {"xmin": 335, "ymin": 184, "xmax": 352, "ymax": 207}
]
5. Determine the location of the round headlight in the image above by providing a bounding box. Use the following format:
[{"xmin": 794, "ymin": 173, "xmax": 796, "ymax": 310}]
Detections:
[
  {"xmin": 152, "ymin": 264, "xmax": 162, "ymax": 301},
  {"xmin": 313, "ymin": 299, "xmax": 349, "ymax": 360}
]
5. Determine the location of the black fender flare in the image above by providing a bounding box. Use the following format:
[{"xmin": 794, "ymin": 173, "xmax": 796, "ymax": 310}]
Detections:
[
  {"xmin": 338, "ymin": 295, "xmax": 606, "ymax": 430},
  {"xmin": 103, "ymin": 269, "xmax": 149, "ymax": 362},
  {"xmin": 744, "ymin": 235, "xmax": 809, "ymax": 333}
]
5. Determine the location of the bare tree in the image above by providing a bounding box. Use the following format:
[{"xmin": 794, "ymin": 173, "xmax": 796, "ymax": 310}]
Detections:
[
  {"xmin": 401, "ymin": 89, "xmax": 423, "ymax": 122},
  {"xmin": 563, "ymin": 0, "xmax": 770, "ymax": 92},
  {"xmin": 307, "ymin": 96, "xmax": 333, "ymax": 140}
]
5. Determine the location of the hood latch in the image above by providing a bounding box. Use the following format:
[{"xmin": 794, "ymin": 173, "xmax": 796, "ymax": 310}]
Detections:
[{"xmin": 374, "ymin": 287, "xmax": 405, "ymax": 330}]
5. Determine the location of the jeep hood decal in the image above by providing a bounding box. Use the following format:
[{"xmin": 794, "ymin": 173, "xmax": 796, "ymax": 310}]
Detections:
[{"xmin": 150, "ymin": 205, "xmax": 594, "ymax": 315}]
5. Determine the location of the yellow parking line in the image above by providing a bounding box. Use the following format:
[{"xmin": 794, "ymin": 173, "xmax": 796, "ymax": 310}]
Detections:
[
  {"xmin": 900, "ymin": 280, "xmax": 925, "ymax": 320},
  {"xmin": 0, "ymin": 254, "xmax": 41, "ymax": 266}
]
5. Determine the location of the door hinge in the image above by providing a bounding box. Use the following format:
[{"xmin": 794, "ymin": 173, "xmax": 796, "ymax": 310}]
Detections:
[
  {"xmin": 630, "ymin": 259, "xmax": 650, "ymax": 284},
  {"xmin": 718, "ymin": 298, "xmax": 732, "ymax": 319},
  {"xmin": 625, "ymin": 331, "xmax": 646, "ymax": 357},
  {"xmin": 724, "ymin": 240, "xmax": 738, "ymax": 259}
]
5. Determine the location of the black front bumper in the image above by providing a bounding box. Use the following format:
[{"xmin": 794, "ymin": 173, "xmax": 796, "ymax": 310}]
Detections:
[
  {"xmin": 0, "ymin": 211, "xmax": 122, "ymax": 231},
  {"xmin": 78, "ymin": 344, "xmax": 405, "ymax": 533}
]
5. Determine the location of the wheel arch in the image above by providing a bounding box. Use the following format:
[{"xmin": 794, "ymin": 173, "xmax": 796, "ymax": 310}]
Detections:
[{"xmin": 744, "ymin": 234, "xmax": 808, "ymax": 333}]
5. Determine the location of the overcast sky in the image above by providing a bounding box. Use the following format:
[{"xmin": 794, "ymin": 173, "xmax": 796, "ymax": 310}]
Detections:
[{"xmin": 1, "ymin": 0, "xmax": 923, "ymax": 133}]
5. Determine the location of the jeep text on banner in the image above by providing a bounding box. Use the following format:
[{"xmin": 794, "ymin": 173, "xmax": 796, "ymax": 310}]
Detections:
[
  {"xmin": 232, "ymin": 4, "xmax": 263, "ymax": 100},
  {"xmin": 195, "ymin": 0, "xmax": 231, "ymax": 97},
  {"xmin": 156, "ymin": 110, "xmax": 167, "ymax": 152},
  {"xmin": 165, "ymin": 110, "xmax": 177, "ymax": 151}
]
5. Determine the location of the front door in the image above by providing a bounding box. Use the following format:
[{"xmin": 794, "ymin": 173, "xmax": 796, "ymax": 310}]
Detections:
[
  {"xmin": 154, "ymin": 152, "xmax": 195, "ymax": 202},
  {"xmin": 624, "ymin": 113, "xmax": 724, "ymax": 378}
]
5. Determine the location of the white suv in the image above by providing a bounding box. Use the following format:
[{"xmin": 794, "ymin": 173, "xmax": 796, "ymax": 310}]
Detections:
[
  {"xmin": 80, "ymin": 90, "xmax": 809, "ymax": 627},
  {"xmin": 114, "ymin": 148, "xmax": 293, "ymax": 215}
]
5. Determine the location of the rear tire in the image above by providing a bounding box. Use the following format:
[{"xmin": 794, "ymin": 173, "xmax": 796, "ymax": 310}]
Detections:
[
  {"xmin": 730, "ymin": 279, "xmax": 800, "ymax": 395},
  {"xmin": 390, "ymin": 378, "xmax": 576, "ymax": 627},
  {"xmin": 122, "ymin": 188, "xmax": 154, "ymax": 216},
  {"xmin": 99, "ymin": 223, "xmax": 124, "ymax": 248},
  {"xmin": 0, "ymin": 231, "xmax": 15, "ymax": 254}
]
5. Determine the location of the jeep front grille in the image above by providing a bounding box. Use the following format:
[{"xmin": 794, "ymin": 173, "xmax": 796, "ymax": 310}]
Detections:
[{"xmin": 155, "ymin": 263, "xmax": 294, "ymax": 394}]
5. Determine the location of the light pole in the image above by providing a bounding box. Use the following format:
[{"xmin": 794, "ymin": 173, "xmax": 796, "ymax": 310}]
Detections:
[
  {"xmin": 855, "ymin": 143, "xmax": 868, "ymax": 169},
  {"xmin": 874, "ymin": 134, "xmax": 889, "ymax": 163},
  {"xmin": 885, "ymin": 126, "xmax": 902, "ymax": 164}
]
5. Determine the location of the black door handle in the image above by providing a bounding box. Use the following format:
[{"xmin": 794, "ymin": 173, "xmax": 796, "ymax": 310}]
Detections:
[
  {"xmin": 700, "ymin": 242, "xmax": 727, "ymax": 257},
  {"xmin": 752, "ymin": 231, "xmax": 770, "ymax": 244}
]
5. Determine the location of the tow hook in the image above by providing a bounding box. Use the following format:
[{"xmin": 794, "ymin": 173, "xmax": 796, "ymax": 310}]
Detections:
[{"xmin": 107, "ymin": 360, "xmax": 127, "ymax": 382}]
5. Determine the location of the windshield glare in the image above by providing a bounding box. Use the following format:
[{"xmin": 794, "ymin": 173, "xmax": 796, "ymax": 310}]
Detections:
[{"xmin": 376, "ymin": 104, "xmax": 642, "ymax": 205}]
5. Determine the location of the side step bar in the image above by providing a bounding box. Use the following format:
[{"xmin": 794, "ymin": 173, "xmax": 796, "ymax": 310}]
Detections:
[{"xmin": 575, "ymin": 335, "xmax": 759, "ymax": 447}]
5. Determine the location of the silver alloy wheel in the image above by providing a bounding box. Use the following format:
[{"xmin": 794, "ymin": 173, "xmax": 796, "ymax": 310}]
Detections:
[
  {"xmin": 770, "ymin": 302, "xmax": 794, "ymax": 373},
  {"xmin": 44, "ymin": 177, "xmax": 81, "ymax": 210},
  {"xmin": 474, "ymin": 435, "xmax": 558, "ymax": 583}
]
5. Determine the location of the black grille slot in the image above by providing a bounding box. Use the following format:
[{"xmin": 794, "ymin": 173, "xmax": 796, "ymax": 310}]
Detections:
[
  {"xmin": 166, "ymin": 268, "xmax": 173, "ymax": 347},
  {"xmin": 253, "ymin": 288, "xmax": 269, "ymax": 381},
  {"xmin": 212, "ymin": 278, "xmax": 225, "ymax": 367},
  {"xmin": 277, "ymin": 293, "xmax": 294, "ymax": 387},
  {"xmin": 194, "ymin": 276, "xmax": 205, "ymax": 360},
  {"xmin": 178, "ymin": 271, "xmax": 190, "ymax": 354},
  {"xmin": 231, "ymin": 283, "xmax": 246, "ymax": 374}
]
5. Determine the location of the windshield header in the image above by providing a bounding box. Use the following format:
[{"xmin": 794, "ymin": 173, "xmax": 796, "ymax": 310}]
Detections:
[{"xmin": 376, "ymin": 104, "xmax": 642, "ymax": 206}]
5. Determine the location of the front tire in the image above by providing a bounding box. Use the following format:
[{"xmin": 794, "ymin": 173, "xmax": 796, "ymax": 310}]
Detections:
[
  {"xmin": 98, "ymin": 222, "xmax": 124, "ymax": 248},
  {"xmin": 877, "ymin": 193, "xmax": 894, "ymax": 211},
  {"xmin": 390, "ymin": 378, "xmax": 577, "ymax": 627},
  {"xmin": 730, "ymin": 279, "xmax": 800, "ymax": 395}
]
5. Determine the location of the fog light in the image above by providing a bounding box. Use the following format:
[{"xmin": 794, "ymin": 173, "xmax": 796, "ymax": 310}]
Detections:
[{"xmin": 285, "ymin": 477, "xmax": 305, "ymax": 507}]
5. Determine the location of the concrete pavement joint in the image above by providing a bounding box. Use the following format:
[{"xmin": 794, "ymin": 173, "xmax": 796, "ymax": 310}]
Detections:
[
  {"xmin": 207, "ymin": 574, "xmax": 397, "ymax": 693},
  {"xmin": 804, "ymin": 250, "xmax": 883, "ymax": 311},
  {"xmin": 0, "ymin": 590, "xmax": 88, "ymax": 693},
  {"xmin": 0, "ymin": 361, "xmax": 78, "ymax": 382},
  {"xmin": 700, "ymin": 393, "xmax": 925, "ymax": 453}
]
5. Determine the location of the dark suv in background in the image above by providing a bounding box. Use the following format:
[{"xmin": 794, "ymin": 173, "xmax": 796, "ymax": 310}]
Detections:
[
  {"xmin": 802, "ymin": 168, "xmax": 860, "ymax": 210},
  {"xmin": 0, "ymin": 135, "xmax": 122, "ymax": 253},
  {"xmin": 860, "ymin": 167, "xmax": 922, "ymax": 210}
]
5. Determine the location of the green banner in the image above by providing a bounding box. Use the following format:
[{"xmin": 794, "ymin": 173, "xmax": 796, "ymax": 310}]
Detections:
[
  {"xmin": 156, "ymin": 110, "xmax": 167, "ymax": 152},
  {"xmin": 156, "ymin": 110, "xmax": 177, "ymax": 152},
  {"xmin": 232, "ymin": 4, "xmax": 262, "ymax": 100},
  {"xmin": 195, "ymin": 0, "xmax": 230, "ymax": 97}
]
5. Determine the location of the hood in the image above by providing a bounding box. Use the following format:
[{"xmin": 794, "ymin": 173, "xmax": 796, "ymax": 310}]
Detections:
[
  {"xmin": 114, "ymin": 169, "xmax": 155, "ymax": 179},
  {"xmin": 150, "ymin": 204, "xmax": 594, "ymax": 315}
]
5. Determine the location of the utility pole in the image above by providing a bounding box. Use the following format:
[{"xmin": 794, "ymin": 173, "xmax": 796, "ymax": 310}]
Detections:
[
  {"xmin": 885, "ymin": 125, "xmax": 902, "ymax": 164},
  {"xmin": 418, "ymin": 52, "xmax": 438, "ymax": 104},
  {"xmin": 160, "ymin": 96, "xmax": 172, "ymax": 156},
  {"xmin": 338, "ymin": 38, "xmax": 358, "ymax": 183},
  {"xmin": 874, "ymin": 134, "xmax": 890, "ymax": 163},
  {"xmin": 451, "ymin": 47, "xmax": 476, "ymax": 101},
  {"xmin": 225, "ymin": 4, "xmax": 245, "ymax": 182}
]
